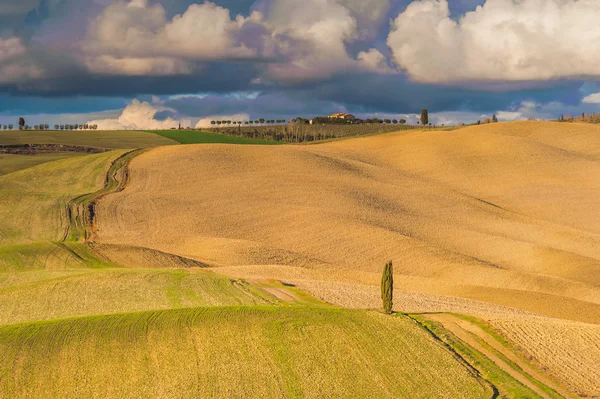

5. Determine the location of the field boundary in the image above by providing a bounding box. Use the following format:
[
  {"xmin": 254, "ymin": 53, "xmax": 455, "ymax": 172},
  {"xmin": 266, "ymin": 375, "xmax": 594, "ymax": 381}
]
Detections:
[
  {"xmin": 0, "ymin": 144, "xmax": 111, "ymax": 155},
  {"xmin": 63, "ymin": 149, "xmax": 144, "ymax": 243},
  {"xmin": 411, "ymin": 314, "xmax": 573, "ymax": 399}
]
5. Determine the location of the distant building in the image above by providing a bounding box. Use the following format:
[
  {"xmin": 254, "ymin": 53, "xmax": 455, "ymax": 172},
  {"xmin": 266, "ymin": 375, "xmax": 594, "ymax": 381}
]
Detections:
[{"xmin": 328, "ymin": 112, "xmax": 356, "ymax": 120}]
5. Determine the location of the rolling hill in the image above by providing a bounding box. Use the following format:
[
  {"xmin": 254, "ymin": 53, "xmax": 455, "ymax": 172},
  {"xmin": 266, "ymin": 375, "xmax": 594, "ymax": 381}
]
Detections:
[
  {"xmin": 94, "ymin": 121, "xmax": 600, "ymax": 397},
  {"xmin": 1, "ymin": 122, "xmax": 598, "ymax": 398}
]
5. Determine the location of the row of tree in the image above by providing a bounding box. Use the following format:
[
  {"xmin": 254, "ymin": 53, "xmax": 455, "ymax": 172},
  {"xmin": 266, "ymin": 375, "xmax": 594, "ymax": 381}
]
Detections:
[
  {"xmin": 210, "ymin": 116, "xmax": 413, "ymax": 127},
  {"xmin": 0, "ymin": 122, "xmax": 99, "ymax": 130},
  {"xmin": 210, "ymin": 119, "xmax": 286, "ymax": 126},
  {"xmin": 0, "ymin": 118, "xmax": 99, "ymax": 131},
  {"xmin": 311, "ymin": 117, "xmax": 409, "ymax": 125},
  {"xmin": 558, "ymin": 112, "xmax": 600, "ymax": 123}
]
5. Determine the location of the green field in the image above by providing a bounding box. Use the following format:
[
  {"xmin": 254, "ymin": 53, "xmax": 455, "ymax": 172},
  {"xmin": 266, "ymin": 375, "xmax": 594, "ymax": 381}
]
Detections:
[
  {"xmin": 149, "ymin": 129, "xmax": 281, "ymax": 145},
  {"xmin": 0, "ymin": 151, "xmax": 124, "ymax": 247},
  {"xmin": 0, "ymin": 268, "xmax": 274, "ymax": 325},
  {"xmin": 0, "ymin": 130, "xmax": 176, "ymax": 149},
  {"xmin": 0, "ymin": 153, "xmax": 85, "ymax": 176},
  {"xmin": 0, "ymin": 307, "xmax": 492, "ymax": 399}
]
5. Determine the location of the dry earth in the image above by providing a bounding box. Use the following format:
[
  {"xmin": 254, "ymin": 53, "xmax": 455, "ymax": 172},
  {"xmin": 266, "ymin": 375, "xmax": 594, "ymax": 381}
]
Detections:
[{"xmin": 95, "ymin": 121, "xmax": 600, "ymax": 396}]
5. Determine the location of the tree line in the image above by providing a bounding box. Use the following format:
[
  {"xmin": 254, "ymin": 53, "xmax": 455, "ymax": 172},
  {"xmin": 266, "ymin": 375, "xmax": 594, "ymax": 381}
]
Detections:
[
  {"xmin": 210, "ymin": 119, "xmax": 286, "ymax": 126},
  {"xmin": 0, "ymin": 118, "xmax": 98, "ymax": 131}
]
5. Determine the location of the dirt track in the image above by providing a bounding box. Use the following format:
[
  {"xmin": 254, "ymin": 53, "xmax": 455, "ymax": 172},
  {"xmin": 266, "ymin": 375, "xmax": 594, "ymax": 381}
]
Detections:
[{"xmin": 426, "ymin": 314, "xmax": 576, "ymax": 399}]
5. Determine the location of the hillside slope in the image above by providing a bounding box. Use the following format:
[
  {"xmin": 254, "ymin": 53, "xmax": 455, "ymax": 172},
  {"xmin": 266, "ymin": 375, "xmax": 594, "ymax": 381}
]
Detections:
[
  {"xmin": 0, "ymin": 307, "xmax": 494, "ymax": 399},
  {"xmin": 96, "ymin": 121, "xmax": 600, "ymax": 323}
]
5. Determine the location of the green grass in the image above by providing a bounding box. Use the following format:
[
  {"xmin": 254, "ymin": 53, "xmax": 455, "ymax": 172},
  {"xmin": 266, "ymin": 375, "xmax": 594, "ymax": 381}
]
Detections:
[
  {"xmin": 0, "ymin": 153, "xmax": 85, "ymax": 176},
  {"xmin": 411, "ymin": 314, "xmax": 544, "ymax": 399},
  {"xmin": 0, "ymin": 130, "xmax": 176, "ymax": 149},
  {"xmin": 0, "ymin": 242, "xmax": 115, "ymax": 272},
  {"xmin": 450, "ymin": 314, "xmax": 563, "ymax": 399},
  {"xmin": 0, "ymin": 151, "xmax": 125, "ymax": 247},
  {"xmin": 0, "ymin": 268, "xmax": 273, "ymax": 326},
  {"xmin": 0, "ymin": 307, "xmax": 492, "ymax": 399},
  {"xmin": 149, "ymin": 130, "xmax": 281, "ymax": 145}
]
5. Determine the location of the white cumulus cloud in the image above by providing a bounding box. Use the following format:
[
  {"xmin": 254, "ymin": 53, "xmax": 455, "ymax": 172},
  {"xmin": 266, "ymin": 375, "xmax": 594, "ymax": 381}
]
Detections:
[
  {"xmin": 387, "ymin": 0, "xmax": 600, "ymax": 83},
  {"xmin": 87, "ymin": 99, "xmax": 190, "ymax": 130},
  {"xmin": 582, "ymin": 92, "xmax": 600, "ymax": 104},
  {"xmin": 84, "ymin": 0, "xmax": 261, "ymax": 75}
]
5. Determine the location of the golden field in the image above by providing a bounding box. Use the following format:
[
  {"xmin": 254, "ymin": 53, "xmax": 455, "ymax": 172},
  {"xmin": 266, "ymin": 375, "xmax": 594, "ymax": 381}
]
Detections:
[
  {"xmin": 94, "ymin": 121, "xmax": 600, "ymax": 397},
  {"xmin": 96, "ymin": 121, "xmax": 600, "ymax": 321}
]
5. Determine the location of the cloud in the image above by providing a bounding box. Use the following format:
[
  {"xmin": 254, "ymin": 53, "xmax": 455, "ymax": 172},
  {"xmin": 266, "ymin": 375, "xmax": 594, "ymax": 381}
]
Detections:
[
  {"xmin": 87, "ymin": 99, "xmax": 190, "ymax": 130},
  {"xmin": 195, "ymin": 113, "xmax": 250, "ymax": 128},
  {"xmin": 84, "ymin": 0, "xmax": 263, "ymax": 75},
  {"xmin": 258, "ymin": 0, "xmax": 395, "ymax": 82},
  {"xmin": 582, "ymin": 92, "xmax": 600, "ymax": 104},
  {"xmin": 84, "ymin": 0, "xmax": 397, "ymax": 81},
  {"xmin": 0, "ymin": 37, "xmax": 44, "ymax": 83},
  {"xmin": 387, "ymin": 0, "xmax": 600, "ymax": 83}
]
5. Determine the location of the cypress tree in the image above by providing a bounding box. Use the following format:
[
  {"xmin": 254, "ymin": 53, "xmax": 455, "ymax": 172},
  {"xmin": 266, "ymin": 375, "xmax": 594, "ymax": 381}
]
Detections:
[
  {"xmin": 420, "ymin": 109, "xmax": 429, "ymax": 126},
  {"xmin": 381, "ymin": 260, "xmax": 394, "ymax": 314}
]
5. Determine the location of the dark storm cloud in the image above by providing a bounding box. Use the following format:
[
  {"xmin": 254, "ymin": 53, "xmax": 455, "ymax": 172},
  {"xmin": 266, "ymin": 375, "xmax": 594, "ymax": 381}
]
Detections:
[
  {"xmin": 164, "ymin": 92, "xmax": 344, "ymax": 119},
  {"xmin": 0, "ymin": 94, "xmax": 127, "ymax": 115},
  {"xmin": 258, "ymin": 74, "xmax": 584, "ymax": 116},
  {"xmin": 0, "ymin": 62, "xmax": 261, "ymax": 97}
]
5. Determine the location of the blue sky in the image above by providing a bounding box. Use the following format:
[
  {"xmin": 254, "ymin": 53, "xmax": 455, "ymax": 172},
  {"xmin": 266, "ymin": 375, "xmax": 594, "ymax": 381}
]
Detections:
[{"xmin": 0, "ymin": 0, "xmax": 599, "ymax": 128}]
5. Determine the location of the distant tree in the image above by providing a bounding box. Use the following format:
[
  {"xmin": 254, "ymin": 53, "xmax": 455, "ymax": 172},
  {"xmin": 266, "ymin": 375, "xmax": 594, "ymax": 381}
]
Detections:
[
  {"xmin": 392, "ymin": 119, "xmax": 398, "ymax": 124},
  {"xmin": 477, "ymin": 120, "xmax": 481, "ymax": 125},
  {"xmin": 44, "ymin": 124, "xmax": 49, "ymax": 130},
  {"xmin": 249, "ymin": 121, "xmax": 254, "ymax": 124},
  {"xmin": 399, "ymin": 119, "xmax": 407, "ymax": 124},
  {"xmin": 420, "ymin": 109, "xmax": 429, "ymax": 126},
  {"xmin": 381, "ymin": 260, "xmax": 393, "ymax": 315},
  {"xmin": 259, "ymin": 118, "xmax": 265, "ymax": 124},
  {"xmin": 216, "ymin": 121, "xmax": 222, "ymax": 125},
  {"xmin": 54, "ymin": 125, "xmax": 59, "ymax": 130},
  {"xmin": 492, "ymin": 114, "xmax": 498, "ymax": 123},
  {"xmin": 211, "ymin": 121, "xmax": 216, "ymax": 125},
  {"xmin": 8, "ymin": 124, "xmax": 13, "ymax": 130},
  {"xmin": 18, "ymin": 117, "xmax": 25, "ymax": 130},
  {"xmin": 93, "ymin": 124, "xmax": 98, "ymax": 130},
  {"xmin": 244, "ymin": 121, "xmax": 249, "ymax": 125},
  {"xmin": 34, "ymin": 125, "xmax": 39, "ymax": 130},
  {"xmin": 384, "ymin": 119, "xmax": 391, "ymax": 124},
  {"xmin": 84, "ymin": 124, "xmax": 89, "ymax": 130}
]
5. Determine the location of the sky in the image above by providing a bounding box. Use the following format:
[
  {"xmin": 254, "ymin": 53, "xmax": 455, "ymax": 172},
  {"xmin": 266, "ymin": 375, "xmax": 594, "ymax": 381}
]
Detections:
[{"xmin": 1, "ymin": 0, "xmax": 600, "ymax": 129}]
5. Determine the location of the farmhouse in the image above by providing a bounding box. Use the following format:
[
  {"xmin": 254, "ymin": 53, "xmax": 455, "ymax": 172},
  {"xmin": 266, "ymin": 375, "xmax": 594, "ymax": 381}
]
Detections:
[{"xmin": 328, "ymin": 112, "xmax": 356, "ymax": 120}]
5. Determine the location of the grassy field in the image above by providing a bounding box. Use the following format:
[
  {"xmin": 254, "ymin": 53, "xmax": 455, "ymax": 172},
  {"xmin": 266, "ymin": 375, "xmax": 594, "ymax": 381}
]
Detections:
[
  {"xmin": 0, "ymin": 268, "xmax": 274, "ymax": 325},
  {"xmin": 207, "ymin": 123, "xmax": 419, "ymax": 143},
  {"xmin": 0, "ymin": 151, "xmax": 124, "ymax": 246},
  {"xmin": 149, "ymin": 129, "xmax": 281, "ymax": 145},
  {"xmin": 0, "ymin": 153, "xmax": 84, "ymax": 176},
  {"xmin": 0, "ymin": 130, "xmax": 176, "ymax": 149},
  {"xmin": 0, "ymin": 307, "xmax": 494, "ymax": 399}
]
